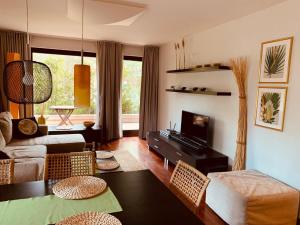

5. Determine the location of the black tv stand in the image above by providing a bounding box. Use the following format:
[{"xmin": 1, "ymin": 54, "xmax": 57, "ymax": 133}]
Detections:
[
  {"xmin": 147, "ymin": 131, "xmax": 228, "ymax": 175},
  {"xmin": 169, "ymin": 133, "xmax": 205, "ymax": 151}
]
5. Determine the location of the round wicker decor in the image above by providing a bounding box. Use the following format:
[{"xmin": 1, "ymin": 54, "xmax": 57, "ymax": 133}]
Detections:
[
  {"xmin": 56, "ymin": 212, "xmax": 122, "ymax": 225},
  {"xmin": 96, "ymin": 151, "xmax": 114, "ymax": 159},
  {"xmin": 18, "ymin": 119, "xmax": 38, "ymax": 135},
  {"xmin": 97, "ymin": 160, "xmax": 120, "ymax": 171},
  {"xmin": 53, "ymin": 176, "xmax": 107, "ymax": 200}
]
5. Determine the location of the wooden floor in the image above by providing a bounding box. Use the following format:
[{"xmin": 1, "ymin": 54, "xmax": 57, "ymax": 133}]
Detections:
[{"xmin": 101, "ymin": 137, "xmax": 227, "ymax": 225}]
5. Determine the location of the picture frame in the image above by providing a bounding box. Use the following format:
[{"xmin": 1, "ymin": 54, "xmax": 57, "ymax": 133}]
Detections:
[
  {"xmin": 255, "ymin": 87, "xmax": 288, "ymax": 131},
  {"xmin": 259, "ymin": 37, "xmax": 293, "ymax": 84}
]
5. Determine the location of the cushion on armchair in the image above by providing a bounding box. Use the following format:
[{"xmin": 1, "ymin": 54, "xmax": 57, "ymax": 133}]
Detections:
[{"xmin": 0, "ymin": 112, "xmax": 13, "ymax": 144}]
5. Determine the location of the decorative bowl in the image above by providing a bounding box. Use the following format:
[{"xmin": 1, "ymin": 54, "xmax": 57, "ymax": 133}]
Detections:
[{"xmin": 83, "ymin": 121, "xmax": 95, "ymax": 128}]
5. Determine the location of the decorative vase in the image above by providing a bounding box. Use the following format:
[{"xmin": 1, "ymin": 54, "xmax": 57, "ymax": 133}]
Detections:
[
  {"xmin": 38, "ymin": 103, "xmax": 46, "ymax": 125},
  {"xmin": 38, "ymin": 115, "xmax": 46, "ymax": 125}
]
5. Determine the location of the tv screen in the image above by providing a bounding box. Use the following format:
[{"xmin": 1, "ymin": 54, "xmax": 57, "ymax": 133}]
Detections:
[{"xmin": 180, "ymin": 110, "xmax": 210, "ymax": 145}]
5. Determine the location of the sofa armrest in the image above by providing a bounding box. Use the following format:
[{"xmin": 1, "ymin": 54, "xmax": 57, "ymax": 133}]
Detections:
[{"xmin": 38, "ymin": 125, "xmax": 48, "ymax": 136}]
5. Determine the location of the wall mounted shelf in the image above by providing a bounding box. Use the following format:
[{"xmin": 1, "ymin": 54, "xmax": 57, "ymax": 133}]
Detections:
[
  {"xmin": 166, "ymin": 65, "xmax": 231, "ymax": 74},
  {"xmin": 166, "ymin": 89, "xmax": 231, "ymax": 96}
]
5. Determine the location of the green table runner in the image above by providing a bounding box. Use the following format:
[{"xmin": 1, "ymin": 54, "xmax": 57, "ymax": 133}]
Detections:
[{"xmin": 0, "ymin": 188, "xmax": 122, "ymax": 225}]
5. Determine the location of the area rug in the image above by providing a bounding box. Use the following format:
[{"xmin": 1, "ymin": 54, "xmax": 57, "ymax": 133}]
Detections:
[
  {"xmin": 114, "ymin": 150, "xmax": 146, "ymax": 172},
  {"xmin": 96, "ymin": 150, "xmax": 146, "ymax": 173}
]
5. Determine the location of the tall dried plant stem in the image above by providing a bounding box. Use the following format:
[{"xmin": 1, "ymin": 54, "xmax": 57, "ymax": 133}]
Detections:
[
  {"xmin": 177, "ymin": 43, "xmax": 181, "ymax": 69},
  {"xmin": 175, "ymin": 44, "xmax": 178, "ymax": 69},
  {"xmin": 230, "ymin": 57, "xmax": 248, "ymax": 171}
]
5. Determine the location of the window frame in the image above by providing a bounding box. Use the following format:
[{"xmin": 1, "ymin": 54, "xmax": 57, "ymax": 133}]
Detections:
[
  {"xmin": 31, "ymin": 47, "xmax": 96, "ymax": 58},
  {"xmin": 123, "ymin": 55, "xmax": 143, "ymax": 62}
]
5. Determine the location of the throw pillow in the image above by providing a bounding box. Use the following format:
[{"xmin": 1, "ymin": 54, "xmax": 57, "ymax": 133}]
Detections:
[
  {"xmin": 0, "ymin": 112, "xmax": 13, "ymax": 144},
  {"xmin": 0, "ymin": 130, "xmax": 6, "ymax": 151},
  {"xmin": 12, "ymin": 117, "xmax": 42, "ymax": 139}
]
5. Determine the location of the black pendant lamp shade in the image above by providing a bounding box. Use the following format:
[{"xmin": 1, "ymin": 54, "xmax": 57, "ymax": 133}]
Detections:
[{"xmin": 3, "ymin": 60, "xmax": 52, "ymax": 104}]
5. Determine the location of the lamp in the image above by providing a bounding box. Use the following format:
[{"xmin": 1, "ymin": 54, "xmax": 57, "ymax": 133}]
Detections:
[
  {"xmin": 6, "ymin": 52, "xmax": 20, "ymax": 63},
  {"xmin": 3, "ymin": 0, "xmax": 52, "ymax": 117},
  {"xmin": 74, "ymin": 0, "xmax": 90, "ymax": 108}
]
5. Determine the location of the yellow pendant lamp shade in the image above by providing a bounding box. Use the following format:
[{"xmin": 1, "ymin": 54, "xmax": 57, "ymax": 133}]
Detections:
[
  {"xmin": 6, "ymin": 52, "xmax": 21, "ymax": 119},
  {"xmin": 74, "ymin": 64, "xmax": 90, "ymax": 107},
  {"xmin": 6, "ymin": 52, "xmax": 20, "ymax": 63}
]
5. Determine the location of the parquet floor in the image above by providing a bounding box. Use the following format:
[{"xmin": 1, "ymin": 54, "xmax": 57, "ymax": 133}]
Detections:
[{"xmin": 101, "ymin": 137, "xmax": 227, "ymax": 225}]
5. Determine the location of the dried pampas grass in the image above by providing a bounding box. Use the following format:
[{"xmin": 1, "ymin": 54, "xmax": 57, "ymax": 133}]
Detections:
[{"xmin": 230, "ymin": 57, "xmax": 248, "ymax": 171}]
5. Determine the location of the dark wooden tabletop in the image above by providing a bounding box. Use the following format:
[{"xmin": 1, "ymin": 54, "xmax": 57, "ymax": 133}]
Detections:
[{"xmin": 0, "ymin": 170, "xmax": 203, "ymax": 225}]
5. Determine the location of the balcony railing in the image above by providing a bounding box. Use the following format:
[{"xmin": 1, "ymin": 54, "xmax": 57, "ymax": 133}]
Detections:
[{"xmin": 35, "ymin": 114, "xmax": 139, "ymax": 130}]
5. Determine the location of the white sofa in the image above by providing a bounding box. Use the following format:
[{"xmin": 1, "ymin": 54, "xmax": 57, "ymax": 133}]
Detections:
[
  {"xmin": 3, "ymin": 134, "xmax": 85, "ymax": 183},
  {"xmin": 0, "ymin": 112, "xmax": 86, "ymax": 183}
]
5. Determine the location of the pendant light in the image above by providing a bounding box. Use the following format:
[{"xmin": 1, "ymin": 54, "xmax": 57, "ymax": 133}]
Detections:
[
  {"xmin": 3, "ymin": 0, "xmax": 53, "ymax": 117},
  {"xmin": 74, "ymin": 0, "xmax": 90, "ymax": 108}
]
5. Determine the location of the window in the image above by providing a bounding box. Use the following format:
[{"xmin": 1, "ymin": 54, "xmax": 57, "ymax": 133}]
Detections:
[
  {"xmin": 32, "ymin": 48, "xmax": 96, "ymax": 125},
  {"xmin": 122, "ymin": 56, "xmax": 142, "ymax": 130}
]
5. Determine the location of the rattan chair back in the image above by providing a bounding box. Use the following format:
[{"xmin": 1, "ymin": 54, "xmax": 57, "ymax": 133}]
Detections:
[
  {"xmin": 169, "ymin": 160, "xmax": 210, "ymax": 214},
  {"xmin": 44, "ymin": 151, "xmax": 95, "ymax": 181},
  {"xmin": 0, "ymin": 159, "xmax": 14, "ymax": 185}
]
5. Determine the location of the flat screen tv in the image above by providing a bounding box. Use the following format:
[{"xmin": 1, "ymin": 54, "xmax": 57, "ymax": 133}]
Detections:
[{"xmin": 180, "ymin": 110, "xmax": 210, "ymax": 146}]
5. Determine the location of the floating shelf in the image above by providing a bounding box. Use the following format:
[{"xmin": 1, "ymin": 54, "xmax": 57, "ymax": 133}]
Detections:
[
  {"xmin": 166, "ymin": 89, "xmax": 231, "ymax": 96},
  {"xmin": 166, "ymin": 65, "xmax": 231, "ymax": 74}
]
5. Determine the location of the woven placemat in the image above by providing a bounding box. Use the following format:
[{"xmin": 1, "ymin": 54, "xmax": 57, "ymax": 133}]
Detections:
[
  {"xmin": 56, "ymin": 212, "xmax": 122, "ymax": 225},
  {"xmin": 97, "ymin": 160, "xmax": 120, "ymax": 171},
  {"xmin": 53, "ymin": 176, "xmax": 107, "ymax": 200},
  {"xmin": 96, "ymin": 151, "xmax": 114, "ymax": 159}
]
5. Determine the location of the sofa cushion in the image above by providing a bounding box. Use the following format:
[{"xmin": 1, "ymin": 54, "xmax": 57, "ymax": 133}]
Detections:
[
  {"xmin": 0, "ymin": 112, "xmax": 13, "ymax": 144},
  {"xmin": 3, "ymin": 145, "xmax": 47, "ymax": 159},
  {"xmin": 8, "ymin": 134, "xmax": 85, "ymax": 153},
  {"xmin": 14, "ymin": 158, "xmax": 44, "ymax": 183},
  {"xmin": 12, "ymin": 117, "xmax": 42, "ymax": 139},
  {"xmin": 0, "ymin": 130, "xmax": 6, "ymax": 151}
]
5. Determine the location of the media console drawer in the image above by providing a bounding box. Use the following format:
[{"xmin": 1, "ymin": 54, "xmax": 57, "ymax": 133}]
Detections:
[{"xmin": 147, "ymin": 131, "xmax": 228, "ymax": 175}]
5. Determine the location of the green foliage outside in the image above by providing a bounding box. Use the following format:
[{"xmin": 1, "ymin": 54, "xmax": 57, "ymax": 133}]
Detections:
[
  {"xmin": 122, "ymin": 60, "xmax": 142, "ymax": 114},
  {"xmin": 33, "ymin": 53, "xmax": 142, "ymax": 115},
  {"xmin": 33, "ymin": 53, "xmax": 97, "ymax": 115}
]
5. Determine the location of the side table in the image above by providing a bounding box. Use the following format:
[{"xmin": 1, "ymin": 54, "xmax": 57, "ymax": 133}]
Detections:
[{"xmin": 50, "ymin": 106, "xmax": 77, "ymax": 127}]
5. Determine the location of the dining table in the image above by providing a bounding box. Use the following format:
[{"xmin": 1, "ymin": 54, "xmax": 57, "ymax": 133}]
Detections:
[{"xmin": 0, "ymin": 170, "xmax": 204, "ymax": 225}]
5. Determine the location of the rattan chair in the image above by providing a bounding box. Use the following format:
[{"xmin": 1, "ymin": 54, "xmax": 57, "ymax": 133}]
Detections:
[
  {"xmin": 44, "ymin": 151, "xmax": 95, "ymax": 181},
  {"xmin": 169, "ymin": 160, "xmax": 210, "ymax": 214},
  {"xmin": 0, "ymin": 159, "xmax": 14, "ymax": 185}
]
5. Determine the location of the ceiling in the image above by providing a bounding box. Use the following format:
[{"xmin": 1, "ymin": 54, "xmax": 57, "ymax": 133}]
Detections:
[{"xmin": 0, "ymin": 0, "xmax": 286, "ymax": 45}]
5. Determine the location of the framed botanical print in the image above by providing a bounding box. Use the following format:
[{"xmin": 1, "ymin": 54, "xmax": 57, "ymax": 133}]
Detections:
[
  {"xmin": 259, "ymin": 37, "xmax": 293, "ymax": 83},
  {"xmin": 255, "ymin": 87, "xmax": 288, "ymax": 131}
]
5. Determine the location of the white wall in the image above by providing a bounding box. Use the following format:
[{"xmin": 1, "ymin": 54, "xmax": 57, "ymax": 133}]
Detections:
[
  {"xmin": 31, "ymin": 35, "xmax": 144, "ymax": 56},
  {"xmin": 159, "ymin": 0, "xmax": 300, "ymax": 190}
]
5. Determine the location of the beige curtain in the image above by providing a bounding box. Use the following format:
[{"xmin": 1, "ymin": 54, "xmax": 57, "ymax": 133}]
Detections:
[
  {"xmin": 139, "ymin": 46, "xmax": 159, "ymax": 139},
  {"xmin": 0, "ymin": 30, "xmax": 28, "ymax": 114},
  {"xmin": 230, "ymin": 57, "xmax": 248, "ymax": 171},
  {"xmin": 96, "ymin": 41, "xmax": 123, "ymax": 142}
]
